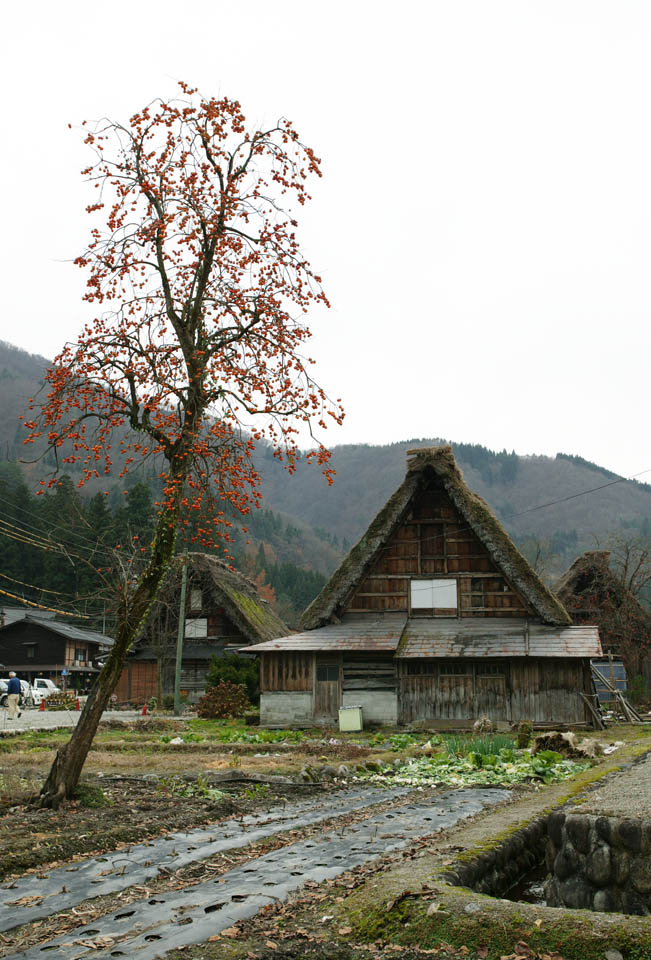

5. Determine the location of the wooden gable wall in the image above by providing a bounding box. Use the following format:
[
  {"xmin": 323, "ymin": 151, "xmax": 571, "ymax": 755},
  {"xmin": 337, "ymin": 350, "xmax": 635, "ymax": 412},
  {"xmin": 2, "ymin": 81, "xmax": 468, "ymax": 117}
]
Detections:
[{"xmin": 344, "ymin": 486, "xmax": 531, "ymax": 618}]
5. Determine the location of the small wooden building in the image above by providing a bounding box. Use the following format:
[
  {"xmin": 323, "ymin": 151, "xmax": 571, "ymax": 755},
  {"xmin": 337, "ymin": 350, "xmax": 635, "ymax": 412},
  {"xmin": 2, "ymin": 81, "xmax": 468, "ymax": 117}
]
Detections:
[
  {"xmin": 0, "ymin": 616, "xmax": 113, "ymax": 690},
  {"xmin": 245, "ymin": 447, "xmax": 601, "ymax": 728},
  {"xmin": 115, "ymin": 553, "xmax": 288, "ymax": 703}
]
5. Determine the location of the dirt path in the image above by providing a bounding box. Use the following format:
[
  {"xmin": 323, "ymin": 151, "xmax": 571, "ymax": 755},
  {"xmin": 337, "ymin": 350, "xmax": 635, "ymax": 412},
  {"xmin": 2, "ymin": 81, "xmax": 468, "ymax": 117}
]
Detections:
[
  {"xmin": 0, "ymin": 711, "xmax": 145, "ymax": 732},
  {"xmin": 2, "ymin": 787, "xmax": 509, "ymax": 959}
]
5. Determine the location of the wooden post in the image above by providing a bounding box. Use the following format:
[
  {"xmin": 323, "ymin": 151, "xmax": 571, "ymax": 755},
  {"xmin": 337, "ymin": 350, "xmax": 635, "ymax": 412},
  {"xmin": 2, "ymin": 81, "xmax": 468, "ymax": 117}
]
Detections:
[{"xmin": 173, "ymin": 555, "xmax": 188, "ymax": 715}]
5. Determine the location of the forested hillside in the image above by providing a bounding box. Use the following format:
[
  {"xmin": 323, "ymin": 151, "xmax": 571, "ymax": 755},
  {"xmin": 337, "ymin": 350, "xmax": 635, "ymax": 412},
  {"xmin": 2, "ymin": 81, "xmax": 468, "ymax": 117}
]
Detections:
[
  {"xmin": 253, "ymin": 440, "xmax": 651, "ymax": 580},
  {"xmin": 1, "ymin": 340, "xmax": 649, "ymax": 624}
]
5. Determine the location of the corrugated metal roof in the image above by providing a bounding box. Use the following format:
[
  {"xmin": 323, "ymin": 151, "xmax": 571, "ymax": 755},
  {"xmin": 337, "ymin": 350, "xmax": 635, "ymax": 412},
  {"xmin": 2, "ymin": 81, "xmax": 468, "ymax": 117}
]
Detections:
[
  {"xmin": 243, "ymin": 615, "xmax": 407, "ymax": 652},
  {"xmin": 0, "ymin": 616, "xmax": 114, "ymax": 646},
  {"xmin": 244, "ymin": 616, "xmax": 601, "ymax": 658},
  {"xmin": 398, "ymin": 619, "xmax": 601, "ymax": 658}
]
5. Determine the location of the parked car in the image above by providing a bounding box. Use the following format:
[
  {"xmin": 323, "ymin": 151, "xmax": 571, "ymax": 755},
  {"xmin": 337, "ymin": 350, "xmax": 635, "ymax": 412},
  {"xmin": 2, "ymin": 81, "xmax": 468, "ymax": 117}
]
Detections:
[
  {"xmin": 0, "ymin": 678, "xmax": 39, "ymax": 707},
  {"xmin": 33, "ymin": 678, "xmax": 62, "ymax": 698}
]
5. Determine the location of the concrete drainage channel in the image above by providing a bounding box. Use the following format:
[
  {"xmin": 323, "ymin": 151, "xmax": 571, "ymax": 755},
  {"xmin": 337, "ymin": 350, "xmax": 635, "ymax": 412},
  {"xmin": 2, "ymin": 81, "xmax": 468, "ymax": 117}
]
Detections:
[
  {"xmin": 1, "ymin": 785, "xmax": 411, "ymax": 931},
  {"xmin": 9, "ymin": 787, "xmax": 509, "ymax": 960}
]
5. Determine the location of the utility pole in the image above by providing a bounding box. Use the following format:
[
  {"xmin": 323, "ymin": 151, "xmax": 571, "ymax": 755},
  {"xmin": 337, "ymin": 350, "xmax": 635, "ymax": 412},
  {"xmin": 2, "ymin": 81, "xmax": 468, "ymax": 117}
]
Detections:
[{"xmin": 173, "ymin": 554, "xmax": 188, "ymax": 715}]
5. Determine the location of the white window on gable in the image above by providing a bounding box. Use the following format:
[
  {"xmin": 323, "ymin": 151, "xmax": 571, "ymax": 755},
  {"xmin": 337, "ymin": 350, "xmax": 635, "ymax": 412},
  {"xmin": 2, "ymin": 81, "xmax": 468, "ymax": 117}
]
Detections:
[
  {"xmin": 410, "ymin": 579, "xmax": 457, "ymax": 612},
  {"xmin": 190, "ymin": 589, "xmax": 202, "ymax": 612},
  {"xmin": 185, "ymin": 617, "xmax": 208, "ymax": 638}
]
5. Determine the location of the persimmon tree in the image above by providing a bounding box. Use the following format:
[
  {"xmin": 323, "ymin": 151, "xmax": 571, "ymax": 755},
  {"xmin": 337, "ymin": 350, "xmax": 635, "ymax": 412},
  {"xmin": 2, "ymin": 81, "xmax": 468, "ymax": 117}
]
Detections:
[{"xmin": 26, "ymin": 82, "xmax": 343, "ymax": 808}]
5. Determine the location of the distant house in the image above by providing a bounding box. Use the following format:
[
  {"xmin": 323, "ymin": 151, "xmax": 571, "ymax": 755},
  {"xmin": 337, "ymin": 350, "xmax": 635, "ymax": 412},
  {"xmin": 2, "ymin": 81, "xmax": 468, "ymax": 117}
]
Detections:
[
  {"xmin": 0, "ymin": 606, "xmax": 57, "ymax": 627},
  {"xmin": 0, "ymin": 616, "xmax": 113, "ymax": 689},
  {"xmin": 245, "ymin": 447, "xmax": 601, "ymax": 728},
  {"xmin": 556, "ymin": 550, "xmax": 651, "ymax": 688},
  {"xmin": 115, "ymin": 553, "xmax": 289, "ymax": 704}
]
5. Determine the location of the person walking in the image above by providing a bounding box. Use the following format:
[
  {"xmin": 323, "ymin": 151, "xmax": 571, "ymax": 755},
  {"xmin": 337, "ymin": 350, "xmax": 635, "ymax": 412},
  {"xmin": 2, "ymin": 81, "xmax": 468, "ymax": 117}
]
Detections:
[{"xmin": 6, "ymin": 672, "xmax": 22, "ymax": 720}]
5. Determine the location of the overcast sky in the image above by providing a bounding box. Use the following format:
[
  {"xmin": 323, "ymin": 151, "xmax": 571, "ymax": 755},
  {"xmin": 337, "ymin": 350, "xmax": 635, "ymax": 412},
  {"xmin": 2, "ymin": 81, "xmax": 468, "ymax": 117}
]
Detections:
[{"xmin": 1, "ymin": 1, "xmax": 649, "ymax": 479}]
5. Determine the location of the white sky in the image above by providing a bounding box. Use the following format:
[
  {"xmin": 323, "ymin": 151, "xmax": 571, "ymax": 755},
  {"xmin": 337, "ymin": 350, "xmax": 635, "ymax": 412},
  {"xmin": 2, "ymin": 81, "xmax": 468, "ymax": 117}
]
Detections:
[{"xmin": 1, "ymin": 1, "xmax": 650, "ymax": 478}]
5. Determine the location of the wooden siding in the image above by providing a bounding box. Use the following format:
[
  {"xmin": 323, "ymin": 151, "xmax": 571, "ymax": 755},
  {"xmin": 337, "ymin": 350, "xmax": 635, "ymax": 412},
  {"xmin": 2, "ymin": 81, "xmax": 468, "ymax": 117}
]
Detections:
[
  {"xmin": 398, "ymin": 658, "xmax": 589, "ymax": 724},
  {"xmin": 342, "ymin": 655, "xmax": 396, "ymax": 691},
  {"xmin": 261, "ymin": 652, "xmax": 313, "ymax": 692},
  {"xmin": 114, "ymin": 661, "xmax": 158, "ymax": 703},
  {"xmin": 344, "ymin": 488, "xmax": 531, "ymax": 617}
]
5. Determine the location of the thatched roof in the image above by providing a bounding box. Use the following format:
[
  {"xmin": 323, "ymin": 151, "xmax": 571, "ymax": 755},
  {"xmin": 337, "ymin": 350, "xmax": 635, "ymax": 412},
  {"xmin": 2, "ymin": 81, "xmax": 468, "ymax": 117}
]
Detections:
[
  {"xmin": 163, "ymin": 552, "xmax": 289, "ymax": 644},
  {"xmin": 301, "ymin": 446, "xmax": 571, "ymax": 628},
  {"xmin": 556, "ymin": 551, "xmax": 650, "ymax": 622}
]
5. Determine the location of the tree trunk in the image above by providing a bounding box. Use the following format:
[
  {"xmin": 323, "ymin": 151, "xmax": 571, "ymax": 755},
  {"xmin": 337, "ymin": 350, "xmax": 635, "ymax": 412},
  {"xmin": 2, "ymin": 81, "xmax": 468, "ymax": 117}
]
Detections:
[{"xmin": 37, "ymin": 486, "xmax": 184, "ymax": 809}]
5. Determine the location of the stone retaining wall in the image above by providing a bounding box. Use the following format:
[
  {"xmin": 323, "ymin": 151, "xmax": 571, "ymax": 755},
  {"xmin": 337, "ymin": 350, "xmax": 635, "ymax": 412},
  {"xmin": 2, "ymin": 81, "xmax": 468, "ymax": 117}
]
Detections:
[
  {"xmin": 441, "ymin": 820, "xmax": 547, "ymax": 897},
  {"xmin": 545, "ymin": 811, "xmax": 651, "ymax": 916}
]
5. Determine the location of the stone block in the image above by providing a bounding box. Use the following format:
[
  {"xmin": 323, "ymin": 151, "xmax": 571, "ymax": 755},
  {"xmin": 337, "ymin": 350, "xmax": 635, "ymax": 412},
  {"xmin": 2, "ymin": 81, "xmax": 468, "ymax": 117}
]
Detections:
[
  {"xmin": 547, "ymin": 812, "xmax": 565, "ymax": 846},
  {"xmin": 593, "ymin": 888, "xmax": 621, "ymax": 913},
  {"xmin": 604, "ymin": 947, "xmax": 624, "ymax": 960},
  {"xmin": 595, "ymin": 816, "xmax": 612, "ymax": 843},
  {"xmin": 554, "ymin": 841, "xmax": 583, "ymax": 880},
  {"xmin": 643, "ymin": 821, "xmax": 651, "ymax": 853},
  {"xmin": 565, "ymin": 814, "xmax": 592, "ymax": 854},
  {"xmin": 545, "ymin": 842, "xmax": 556, "ymax": 873},
  {"xmin": 629, "ymin": 855, "xmax": 651, "ymax": 895},
  {"xmin": 586, "ymin": 843, "xmax": 611, "ymax": 887},
  {"xmin": 620, "ymin": 888, "xmax": 651, "ymax": 917},
  {"xmin": 559, "ymin": 876, "xmax": 592, "ymax": 910},
  {"xmin": 617, "ymin": 819, "xmax": 642, "ymax": 853},
  {"xmin": 611, "ymin": 849, "xmax": 630, "ymax": 886},
  {"xmin": 544, "ymin": 875, "xmax": 560, "ymax": 906}
]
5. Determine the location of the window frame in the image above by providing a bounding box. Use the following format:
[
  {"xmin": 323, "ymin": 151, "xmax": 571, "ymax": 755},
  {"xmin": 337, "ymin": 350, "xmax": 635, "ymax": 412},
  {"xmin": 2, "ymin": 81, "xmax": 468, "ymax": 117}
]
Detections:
[{"xmin": 409, "ymin": 577, "xmax": 458, "ymax": 616}]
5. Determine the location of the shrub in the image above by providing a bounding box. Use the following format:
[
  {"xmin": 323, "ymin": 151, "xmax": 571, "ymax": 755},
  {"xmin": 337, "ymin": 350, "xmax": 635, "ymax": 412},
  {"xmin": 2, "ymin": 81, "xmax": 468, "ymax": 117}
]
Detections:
[
  {"xmin": 197, "ymin": 681, "xmax": 250, "ymax": 719},
  {"xmin": 206, "ymin": 654, "xmax": 259, "ymax": 704},
  {"xmin": 161, "ymin": 693, "xmax": 187, "ymax": 711}
]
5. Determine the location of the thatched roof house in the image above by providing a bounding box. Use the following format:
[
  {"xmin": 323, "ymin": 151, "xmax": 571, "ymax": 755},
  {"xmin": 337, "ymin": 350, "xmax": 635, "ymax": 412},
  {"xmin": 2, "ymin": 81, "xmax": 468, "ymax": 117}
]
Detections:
[
  {"xmin": 246, "ymin": 447, "xmax": 601, "ymax": 728},
  {"xmin": 115, "ymin": 553, "xmax": 288, "ymax": 703},
  {"xmin": 556, "ymin": 550, "xmax": 651, "ymax": 678}
]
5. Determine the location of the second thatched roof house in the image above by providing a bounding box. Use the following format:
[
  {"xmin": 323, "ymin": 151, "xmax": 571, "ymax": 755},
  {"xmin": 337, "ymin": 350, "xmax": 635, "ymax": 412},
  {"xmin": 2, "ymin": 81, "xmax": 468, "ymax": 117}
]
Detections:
[
  {"xmin": 115, "ymin": 553, "xmax": 289, "ymax": 704},
  {"xmin": 556, "ymin": 549, "xmax": 651, "ymax": 685},
  {"xmin": 245, "ymin": 447, "xmax": 601, "ymax": 728}
]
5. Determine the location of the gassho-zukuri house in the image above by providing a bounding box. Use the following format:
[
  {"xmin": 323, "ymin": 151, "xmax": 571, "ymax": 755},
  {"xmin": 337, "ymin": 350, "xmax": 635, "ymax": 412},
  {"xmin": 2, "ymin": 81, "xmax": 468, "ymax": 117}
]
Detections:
[{"xmin": 243, "ymin": 447, "xmax": 602, "ymax": 729}]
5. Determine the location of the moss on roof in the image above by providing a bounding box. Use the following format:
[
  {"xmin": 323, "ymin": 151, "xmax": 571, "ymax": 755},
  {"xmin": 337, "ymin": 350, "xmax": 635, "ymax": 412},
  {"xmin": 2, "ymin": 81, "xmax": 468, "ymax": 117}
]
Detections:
[
  {"xmin": 301, "ymin": 446, "xmax": 571, "ymax": 629},
  {"xmin": 163, "ymin": 552, "xmax": 289, "ymax": 644}
]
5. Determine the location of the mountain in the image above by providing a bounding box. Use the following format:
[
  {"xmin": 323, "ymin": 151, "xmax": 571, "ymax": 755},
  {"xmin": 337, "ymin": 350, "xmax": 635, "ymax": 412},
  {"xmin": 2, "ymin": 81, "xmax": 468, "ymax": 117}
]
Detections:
[
  {"xmin": 1, "ymin": 341, "xmax": 649, "ymax": 587},
  {"xmin": 254, "ymin": 440, "xmax": 651, "ymax": 557}
]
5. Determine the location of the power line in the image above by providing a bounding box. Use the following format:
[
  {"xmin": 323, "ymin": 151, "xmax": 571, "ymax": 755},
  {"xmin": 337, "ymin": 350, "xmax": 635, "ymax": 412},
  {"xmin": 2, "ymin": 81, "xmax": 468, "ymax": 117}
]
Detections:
[
  {"xmin": 507, "ymin": 466, "xmax": 651, "ymax": 518},
  {"xmin": 0, "ymin": 511, "xmax": 116, "ymax": 565},
  {"xmin": 0, "ymin": 585, "xmax": 90, "ymax": 619},
  {"xmin": 0, "ymin": 571, "xmax": 70, "ymax": 596}
]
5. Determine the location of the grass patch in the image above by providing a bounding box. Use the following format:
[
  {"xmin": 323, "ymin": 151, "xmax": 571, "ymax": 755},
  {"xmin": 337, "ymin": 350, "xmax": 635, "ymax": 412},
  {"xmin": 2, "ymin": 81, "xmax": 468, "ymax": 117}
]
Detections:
[
  {"xmin": 444, "ymin": 733, "xmax": 516, "ymax": 756},
  {"xmin": 346, "ymin": 892, "xmax": 651, "ymax": 960},
  {"xmin": 72, "ymin": 783, "xmax": 111, "ymax": 807}
]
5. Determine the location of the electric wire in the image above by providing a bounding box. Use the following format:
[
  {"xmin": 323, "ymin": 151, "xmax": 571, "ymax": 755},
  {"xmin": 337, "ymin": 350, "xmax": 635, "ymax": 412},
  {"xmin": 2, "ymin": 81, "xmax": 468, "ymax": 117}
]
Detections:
[
  {"xmin": 0, "ymin": 460, "xmax": 648, "ymax": 597},
  {"xmin": 0, "ymin": 585, "xmax": 90, "ymax": 619},
  {"xmin": 0, "ymin": 571, "xmax": 70, "ymax": 596},
  {"xmin": 0, "ymin": 510, "xmax": 117, "ymax": 558}
]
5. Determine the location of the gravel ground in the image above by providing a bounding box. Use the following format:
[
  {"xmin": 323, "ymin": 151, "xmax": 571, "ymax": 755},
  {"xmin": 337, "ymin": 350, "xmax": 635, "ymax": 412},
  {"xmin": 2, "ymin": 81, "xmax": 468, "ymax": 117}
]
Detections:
[
  {"xmin": 580, "ymin": 751, "xmax": 651, "ymax": 817},
  {"xmin": 0, "ymin": 709, "xmax": 144, "ymax": 731}
]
